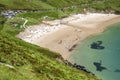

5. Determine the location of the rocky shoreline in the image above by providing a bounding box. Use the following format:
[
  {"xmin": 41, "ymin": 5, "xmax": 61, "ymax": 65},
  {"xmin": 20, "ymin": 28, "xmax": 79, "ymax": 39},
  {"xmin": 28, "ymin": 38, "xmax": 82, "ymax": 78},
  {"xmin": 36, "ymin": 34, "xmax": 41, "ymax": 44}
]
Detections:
[{"xmin": 59, "ymin": 57, "xmax": 96, "ymax": 76}]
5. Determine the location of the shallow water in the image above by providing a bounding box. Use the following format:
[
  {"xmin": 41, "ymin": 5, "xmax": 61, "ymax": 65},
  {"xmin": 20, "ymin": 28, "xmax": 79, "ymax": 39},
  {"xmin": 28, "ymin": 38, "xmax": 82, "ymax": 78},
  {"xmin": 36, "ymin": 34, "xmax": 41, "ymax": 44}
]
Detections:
[{"xmin": 69, "ymin": 23, "xmax": 120, "ymax": 80}]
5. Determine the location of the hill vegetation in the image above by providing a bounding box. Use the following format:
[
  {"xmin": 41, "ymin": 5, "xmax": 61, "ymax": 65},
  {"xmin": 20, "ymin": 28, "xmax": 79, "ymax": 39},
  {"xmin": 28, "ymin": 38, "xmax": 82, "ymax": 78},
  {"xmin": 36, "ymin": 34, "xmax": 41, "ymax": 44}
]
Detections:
[
  {"xmin": 0, "ymin": 19, "xmax": 99, "ymax": 80},
  {"xmin": 0, "ymin": 0, "xmax": 96, "ymax": 10},
  {"xmin": 0, "ymin": 0, "xmax": 119, "ymax": 12},
  {"xmin": 89, "ymin": 0, "xmax": 120, "ymax": 13},
  {"xmin": 0, "ymin": 0, "xmax": 119, "ymax": 80}
]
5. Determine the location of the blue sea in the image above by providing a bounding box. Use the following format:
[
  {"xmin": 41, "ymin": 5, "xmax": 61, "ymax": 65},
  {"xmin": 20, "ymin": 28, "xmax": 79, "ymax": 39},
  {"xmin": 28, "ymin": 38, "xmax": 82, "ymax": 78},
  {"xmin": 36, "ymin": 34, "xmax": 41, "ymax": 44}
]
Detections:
[{"xmin": 69, "ymin": 23, "xmax": 120, "ymax": 80}]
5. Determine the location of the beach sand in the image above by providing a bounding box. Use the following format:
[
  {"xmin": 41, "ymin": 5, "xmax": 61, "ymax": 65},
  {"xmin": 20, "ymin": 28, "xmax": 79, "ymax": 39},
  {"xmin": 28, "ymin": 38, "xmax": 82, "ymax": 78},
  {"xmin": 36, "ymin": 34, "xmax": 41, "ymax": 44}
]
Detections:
[{"xmin": 17, "ymin": 13, "xmax": 120, "ymax": 59}]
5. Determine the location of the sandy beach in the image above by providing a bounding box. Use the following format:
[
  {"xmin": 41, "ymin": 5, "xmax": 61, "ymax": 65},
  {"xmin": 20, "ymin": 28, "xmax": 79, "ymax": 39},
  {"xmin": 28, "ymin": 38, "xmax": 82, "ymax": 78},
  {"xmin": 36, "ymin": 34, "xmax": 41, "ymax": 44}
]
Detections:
[{"xmin": 17, "ymin": 13, "xmax": 120, "ymax": 59}]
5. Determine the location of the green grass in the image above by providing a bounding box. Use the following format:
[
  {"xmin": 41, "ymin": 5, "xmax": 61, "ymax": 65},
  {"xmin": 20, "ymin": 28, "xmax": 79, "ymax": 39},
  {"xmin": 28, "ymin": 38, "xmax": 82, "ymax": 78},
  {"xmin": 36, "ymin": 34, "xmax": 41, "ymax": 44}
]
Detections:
[
  {"xmin": 1, "ymin": 10, "xmax": 66, "ymax": 36},
  {"xmin": 40, "ymin": 0, "xmax": 94, "ymax": 8},
  {"xmin": 0, "ymin": 31, "xmax": 99, "ymax": 80},
  {"xmin": 16, "ymin": 10, "xmax": 66, "ymax": 24},
  {"xmin": 89, "ymin": 0, "xmax": 120, "ymax": 12},
  {"xmin": 0, "ymin": 9, "xmax": 99, "ymax": 80},
  {"xmin": 0, "ymin": 0, "xmax": 119, "ymax": 12},
  {"xmin": 0, "ymin": 15, "xmax": 6, "ymax": 31},
  {"xmin": 0, "ymin": 0, "xmax": 94, "ymax": 10},
  {"xmin": 0, "ymin": 0, "xmax": 54, "ymax": 10},
  {"xmin": 0, "ymin": 0, "xmax": 120, "ymax": 79}
]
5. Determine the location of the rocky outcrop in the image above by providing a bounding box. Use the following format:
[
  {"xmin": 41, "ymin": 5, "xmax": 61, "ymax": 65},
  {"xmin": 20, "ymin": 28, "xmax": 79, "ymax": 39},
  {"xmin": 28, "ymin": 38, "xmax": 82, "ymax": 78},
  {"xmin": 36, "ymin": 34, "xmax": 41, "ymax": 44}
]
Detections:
[
  {"xmin": 1, "ymin": 10, "xmax": 23, "ymax": 18},
  {"xmin": 59, "ymin": 57, "xmax": 96, "ymax": 76}
]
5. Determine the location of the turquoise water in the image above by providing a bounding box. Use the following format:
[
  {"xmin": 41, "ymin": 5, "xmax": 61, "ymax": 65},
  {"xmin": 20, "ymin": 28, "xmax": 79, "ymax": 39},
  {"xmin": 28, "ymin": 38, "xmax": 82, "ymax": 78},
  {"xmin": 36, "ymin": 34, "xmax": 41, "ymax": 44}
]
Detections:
[{"xmin": 69, "ymin": 23, "xmax": 120, "ymax": 80}]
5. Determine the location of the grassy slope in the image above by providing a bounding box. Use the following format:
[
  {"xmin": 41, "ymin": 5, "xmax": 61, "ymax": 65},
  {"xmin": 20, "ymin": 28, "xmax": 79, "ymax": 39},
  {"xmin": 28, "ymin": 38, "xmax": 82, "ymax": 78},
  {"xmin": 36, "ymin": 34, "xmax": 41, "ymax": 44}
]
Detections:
[
  {"xmin": 0, "ymin": 0, "xmax": 100, "ymax": 80},
  {"xmin": 0, "ymin": 0, "xmax": 94, "ymax": 10},
  {"xmin": 0, "ymin": 1, "xmax": 100, "ymax": 80},
  {"xmin": 0, "ymin": 0, "xmax": 119, "ymax": 80},
  {"xmin": 0, "ymin": 0, "xmax": 119, "ymax": 11},
  {"xmin": 40, "ymin": 0, "xmax": 87, "ymax": 8},
  {"xmin": 89, "ymin": 0, "xmax": 120, "ymax": 12},
  {"xmin": 0, "ymin": 28, "xmax": 99, "ymax": 80},
  {"xmin": 0, "ymin": 0, "xmax": 54, "ymax": 10}
]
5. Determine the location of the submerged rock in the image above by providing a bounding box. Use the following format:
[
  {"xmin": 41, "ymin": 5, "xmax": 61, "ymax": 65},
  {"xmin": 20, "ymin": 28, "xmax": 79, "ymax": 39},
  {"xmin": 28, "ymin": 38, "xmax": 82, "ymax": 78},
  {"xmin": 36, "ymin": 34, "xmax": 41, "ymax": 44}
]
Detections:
[
  {"xmin": 93, "ymin": 60, "xmax": 107, "ymax": 72},
  {"xmin": 91, "ymin": 41, "xmax": 105, "ymax": 50},
  {"xmin": 63, "ymin": 60, "xmax": 95, "ymax": 75},
  {"xmin": 114, "ymin": 69, "xmax": 120, "ymax": 73}
]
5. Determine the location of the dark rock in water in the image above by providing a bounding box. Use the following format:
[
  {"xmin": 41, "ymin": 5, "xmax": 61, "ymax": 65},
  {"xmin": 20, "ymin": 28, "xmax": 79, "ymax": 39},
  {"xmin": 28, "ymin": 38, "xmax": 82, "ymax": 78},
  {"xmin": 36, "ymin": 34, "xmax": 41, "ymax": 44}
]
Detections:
[
  {"xmin": 73, "ymin": 63, "xmax": 85, "ymax": 69},
  {"xmin": 64, "ymin": 61, "xmax": 95, "ymax": 75},
  {"xmin": 91, "ymin": 41, "xmax": 105, "ymax": 50},
  {"xmin": 91, "ymin": 45, "xmax": 105, "ymax": 50},
  {"xmin": 96, "ymin": 41, "xmax": 102, "ymax": 45},
  {"xmin": 93, "ymin": 60, "xmax": 107, "ymax": 72},
  {"xmin": 114, "ymin": 69, "xmax": 120, "ymax": 73}
]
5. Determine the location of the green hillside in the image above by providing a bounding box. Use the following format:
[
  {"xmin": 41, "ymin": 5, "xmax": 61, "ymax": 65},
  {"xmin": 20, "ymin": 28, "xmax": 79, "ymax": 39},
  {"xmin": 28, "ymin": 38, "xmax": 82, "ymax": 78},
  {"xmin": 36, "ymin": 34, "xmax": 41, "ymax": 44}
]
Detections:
[
  {"xmin": 0, "ymin": 0, "xmax": 53, "ymax": 10},
  {"xmin": 0, "ymin": 0, "xmax": 119, "ymax": 12},
  {"xmin": 0, "ymin": 17, "xmax": 99, "ymax": 80},
  {"xmin": 89, "ymin": 0, "xmax": 120, "ymax": 12},
  {"xmin": 0, "ymin": 0, "xmax": 94, "ymax": 10},
  {"xmin": 0, "ymin": 31, "xmax": 99, "ymax": 80},
  {"xmin": 0, "ymin": 0, "xmax": 120, "ymax": 80},
  {"xmin": 0, "ymin": 14, "xmax": 99, "ymax": 80}
]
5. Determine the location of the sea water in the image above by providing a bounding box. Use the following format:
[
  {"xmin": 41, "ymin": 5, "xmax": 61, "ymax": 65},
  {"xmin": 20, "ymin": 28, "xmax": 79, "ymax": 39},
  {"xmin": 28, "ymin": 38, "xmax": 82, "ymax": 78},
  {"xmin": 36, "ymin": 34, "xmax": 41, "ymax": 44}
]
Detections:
[{"xmin": 69, "ymin": 23, "xmax": 120, "ymax": 80}]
